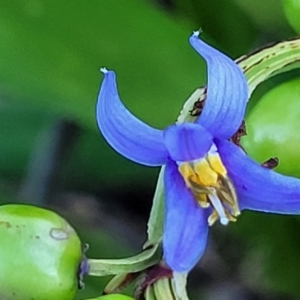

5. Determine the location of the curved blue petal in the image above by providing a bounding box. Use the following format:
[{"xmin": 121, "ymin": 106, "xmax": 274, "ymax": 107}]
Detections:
[
  {"xmin": 163, "ymin": 159, "xmax": 209, "ymax": 273},
  {"xmin": 97, "ymin": 69, "xmax": 168, "ymax": 166},
  {"xmin": 215, "ymin": 138, "xmax": 300, "ymax": 214},
  {"xmin": 189, "ymin": 32, "xmax": 248, "ymax": 139},
  {"xmin": 163, "ymin": 123, "xmax": 213, "ymax": 162}
]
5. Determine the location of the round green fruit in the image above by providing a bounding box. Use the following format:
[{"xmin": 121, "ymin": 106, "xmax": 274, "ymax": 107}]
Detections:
[
  {"xmin": 85, "ymin": 295, "xmax": 134, "ymax": 300},
  {"xmin": 242, "ymin": 77, "xmax": 300, "ymax": 178},
  {"xmin": 283, "ymin": 0, "xmax": 300, "ymax": 34},
  {"xmin": 0, "ymin": 204, "xmax": 83, "ymax": 300}
]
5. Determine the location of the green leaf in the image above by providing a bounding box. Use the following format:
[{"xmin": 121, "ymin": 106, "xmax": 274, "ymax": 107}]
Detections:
[
  {"xmin": 0, "ymin": 0, "xmax": 206, "ymax": 129},
  {"xmin": 233, "ymin": 0, "xmax": 293, "ymax": 34},
  {"xmin": 173, "ymin": 0, "xmax": 258, "ymax": 55}
]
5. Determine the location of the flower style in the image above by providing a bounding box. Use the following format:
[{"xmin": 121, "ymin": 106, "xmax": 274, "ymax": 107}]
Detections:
[{"xmin": 96, "ymin": 32, "xmax": 300, "ymax": 274}]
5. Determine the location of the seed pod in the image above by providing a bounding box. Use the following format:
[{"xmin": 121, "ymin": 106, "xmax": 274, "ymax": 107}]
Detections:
[{"xmin": 0, "ymin": 204, "xmax": 83, "ymax": 300}]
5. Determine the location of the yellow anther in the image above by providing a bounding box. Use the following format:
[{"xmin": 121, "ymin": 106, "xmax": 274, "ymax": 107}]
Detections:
[
  {"xmin": 178, "ymin": 163, "xmax": 197, "ymax": 187},
  {"xmin": 193, "ymin": 159, "xmax": 218, "ymax": 186},
  {"xmin": 207, "ymin": 153, "xmax": 227, "ymax": 176},
  {"xmin": 217, "ymin": 177, "xmax": 240, "ymax": 216},
  {"xmin": 196, "ymin": 194, "xmax": 210, "ymax": 208},
  {"xmin": 177, "ymin": 151, "xmax": 239, "ymax": 227},
  {"xmin": 208, "ymin": 210, "xmax": 220, "ymax": 226}
]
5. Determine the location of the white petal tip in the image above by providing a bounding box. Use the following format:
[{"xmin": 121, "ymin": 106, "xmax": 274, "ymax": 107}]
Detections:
[
  {"xmin": 220, "ymin": 217, "xmax": 229, "ymax": 226},
  {"xmin": 192, "ymin": 29, "xmax": 203, "ymax": 38},
  {"xmin": 100, "ymin": 67, "xmax": 108, "ymax": 74}
]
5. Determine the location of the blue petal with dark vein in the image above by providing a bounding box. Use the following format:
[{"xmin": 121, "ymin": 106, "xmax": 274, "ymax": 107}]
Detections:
[
  {"xmin": 97, "ymin": 70, "xmax": 168, "ymax": 166},
  {"xmin": 189, "ymin": 32, "xmax": 248, "ymax": 139},
  {"xmin": 216, "ymin": 138, "xmax": 300, "ymax": 214},
  {"xmin": 163, "ymin": 123, "xmax": 213, "ymax": 162},
  {"xmin": 163, "ymin": 159, "xmax": 209, "ymax": 273}
]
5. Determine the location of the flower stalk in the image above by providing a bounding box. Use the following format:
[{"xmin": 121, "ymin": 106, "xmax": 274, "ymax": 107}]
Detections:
[{"xmin": 87, "ymin": 243, "xmax": 162, "ymax": 277}]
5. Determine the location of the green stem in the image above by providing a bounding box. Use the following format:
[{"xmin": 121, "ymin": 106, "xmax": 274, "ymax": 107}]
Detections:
[
  {"xmin": 87, "ymin": 243, "xmax": 162, "ymax": 276},
  {"xmin": 146, "ymin": 167, "xmax": 165, "ymax": 245}
]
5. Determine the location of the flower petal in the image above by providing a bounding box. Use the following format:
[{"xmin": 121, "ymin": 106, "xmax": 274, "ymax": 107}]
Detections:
[
  {"xmin": 189, "ymin": 32, "xmax": 249, "ymax": 139},
  {"xmin": 163, "ymin": 159, "xmax": 209, "ymax": 273},
  {"xmin": 215, "ymin": 138, "xmax": 300, "ymax": 213},
  {"xmin": 163, "ymin": 123, "xmax": 213, "ymax": 162},
  {"xmin": 97, "ymin": 69, "xmax": 168, "ymax": 166}
]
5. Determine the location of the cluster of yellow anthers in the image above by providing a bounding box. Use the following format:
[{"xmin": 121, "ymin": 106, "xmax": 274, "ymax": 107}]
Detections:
[{"xmin": 178, "ymin": 146, "xmax": 240, "ymax": 226}]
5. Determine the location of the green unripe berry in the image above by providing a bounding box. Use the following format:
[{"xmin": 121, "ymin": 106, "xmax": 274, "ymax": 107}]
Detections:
[
  {"xmin": 242, "ymin": 77, "xmax": 300, "ymax": 178},
  {"xmin": 0, "ymin": 204, "xmax": 83, "ymax": 300},
  {"xmin": 284, "ymin": 0, "xmax": 300, "ymax": 34}
]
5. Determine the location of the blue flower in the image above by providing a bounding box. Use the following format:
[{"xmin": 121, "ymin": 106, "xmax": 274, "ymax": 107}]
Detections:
[{"xmin": 96, "ymin": 32, "xmax": 300, "ymax": 273}]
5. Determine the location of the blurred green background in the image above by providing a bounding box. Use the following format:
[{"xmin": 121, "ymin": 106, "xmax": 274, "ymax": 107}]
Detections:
[{"xmin": 1, "ymin": 0, "xmax": 300, "ymax": 299}]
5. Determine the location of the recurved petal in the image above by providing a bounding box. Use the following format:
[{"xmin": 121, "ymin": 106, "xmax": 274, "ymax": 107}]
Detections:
[
  {"xmin": 163, "ymin": 123, "xmax": 213, "ymax": 162},
  {"xmin": 163, "ymin": 159, "xmax": 209, "ymax": 273},
  {"xmin": 189, "ymin": 32, "xmax": 248, "ymax": 139},
  {"xmin": 97, "ymin": 69, "xmax": 168, "ymax": 166},
  {"xmin": 215, "ymin": 138, "xmax": 300, "ymax": 213}
]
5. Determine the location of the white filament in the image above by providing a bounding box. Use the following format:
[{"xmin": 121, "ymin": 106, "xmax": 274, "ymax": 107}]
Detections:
[{"xmin": 209, "ymin": 191, "xmax": 229, "ymax": 226}]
